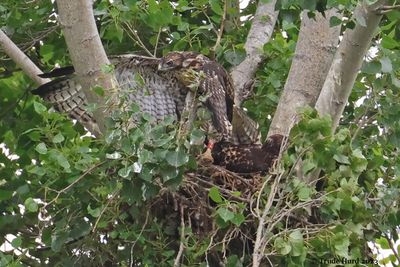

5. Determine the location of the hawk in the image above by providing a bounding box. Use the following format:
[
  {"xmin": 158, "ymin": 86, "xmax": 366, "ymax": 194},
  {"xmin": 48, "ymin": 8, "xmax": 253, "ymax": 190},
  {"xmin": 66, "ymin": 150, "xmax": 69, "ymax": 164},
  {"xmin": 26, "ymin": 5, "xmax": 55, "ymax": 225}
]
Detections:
[
  {"xmin": 211, "ymin": 134, "xmax": 284, "ymax": 173},
  {"xmin": 158, "ymin": 51, "xmax": 234, "ymax": 141},
  {"xmin": 158, "ymin": 51, "xmax": 260, "ymax": 145},
  {"xmin": 32, "ymin": 55, "xmax": 188, "ymax": 134},
  {"xmin": 32, "ymin": 51, "xmax": 273, "ymax": 173}
]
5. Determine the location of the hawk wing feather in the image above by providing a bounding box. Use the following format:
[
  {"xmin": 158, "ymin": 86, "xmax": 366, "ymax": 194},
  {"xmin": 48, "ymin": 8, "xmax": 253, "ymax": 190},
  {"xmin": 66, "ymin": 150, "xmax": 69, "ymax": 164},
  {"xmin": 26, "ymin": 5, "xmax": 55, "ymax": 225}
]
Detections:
[{"xmin": 32, "ymin": 55, "xmax": 188, "ymax": 132}]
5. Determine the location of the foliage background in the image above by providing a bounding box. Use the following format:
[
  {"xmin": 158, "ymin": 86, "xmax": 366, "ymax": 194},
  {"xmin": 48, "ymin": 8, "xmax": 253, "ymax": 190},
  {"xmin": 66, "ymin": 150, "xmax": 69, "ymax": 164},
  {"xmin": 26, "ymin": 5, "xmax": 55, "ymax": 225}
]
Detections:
[{"xmin": 1, "ymin": 0, "xmax": 400, "ymax": 266}]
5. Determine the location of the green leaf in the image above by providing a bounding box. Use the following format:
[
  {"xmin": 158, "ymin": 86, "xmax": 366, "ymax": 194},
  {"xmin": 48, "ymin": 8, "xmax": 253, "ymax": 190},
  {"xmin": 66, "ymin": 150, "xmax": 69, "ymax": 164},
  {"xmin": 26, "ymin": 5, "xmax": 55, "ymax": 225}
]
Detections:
[
  {"xmin": 118, "ymin": 166, "xmax": 132, "ymax": 178},
  {"xmin": 333, "ymin": 233, "xmax": 350, "ymax": 257},
  {"xmin": 100, "ymin": 64, "xmax": 115, "ymax": 74},
  {"xmin": 54, "ymin": 152, "xmax": 70, "ymax": 171},
  {"xmin": 51, "ymin": 232, "xmax": 69, "ymax": 252},
  {"xmin": 87, "ymin": 204, "xmax": 101, "ymax": 218},
  {"xmin": 166, "ymin": 149, "xmax": 189, "ymax": 167},
  {"xmin": 40, "ymin": 44, "xmax": 55, "ymax": 63},
  {"xmin": 300, "ymin": 0, "xmax": 317, "ymax": 11},
  {"xmin": 52, "ymin": 133, "xmax": 65, "ymax": 143},
  {"xmin": 217, "ymin": 207, "xmax": 234, "ymax": 222},
  {"xmin": 330, "ymin": 16, "xmax": 342, "ymax": 27},
  {"xmin": 35, "ymin": 142, "xmax": 48, "ymax": 154},
  {"xmin": 33, "ymin": 101, "xmax": 47, "ymax": 114},
  {"xmin": 209, "ymin": 0, "xmax": 223, "ymax": 15},
  {"xmin": 302, "ymin": 159, "xmax": 316, "ymax": 174},
  {"xmin": 70, "ymin": 222, "xmax": 91, "ymax": 239},
  {"xmin": 381, "ymin": 35, "xmax": 398, "ymax": 49},
  {"xmin": 376, "ymin": 237, "xmax": 390, "ymax": 249},
  {"xmin": 92, "ymin": 86, "xmax": 105, "ymax": 97},
  {"xmin": 224, "ymin": 49, "xmax": 246, "ymax": 66},
  {"xmin": 297, "ymin": 187, "xmax": 311, "ymax": 201},
  {"xmin": 0, "ymin": 190, "xmax": 13, "ymax": 201},
  {"xmin": 380, "ymin": 57, "xmax": 393, "ymax": 73},
  {"xmin": 208, "ymin": 187, "xmax": 223, "ymax": 203},
  {"xmin": 333, "ymin": 154, "xmax": 350, "ymax": 165},
  {"xmin": 231, "ymin": 213, "xmax": 245, "ymax": 226},
  {"xmin": 361, "ymin": 61, "xmax": 381, "ymax": 74},
  {"xmin": 288, "ymin": 230, "xmax": 304, "ymax": 257},
  {"xmin": 106, "ymin": 152, "xmax": 122, "ymax": 159},
  {"xmin": 27, "ymin": 165, "xmax": 46, "ymax": 176},
  {"xmin": 24, "ymin": 197, "xmax": 38, "ymax": 212},
  {"xmin": 11, "ymin": 236, "xmax": 22, "ymax": 249},
  {"xmin": 274, "ymin": 237, "xmax": 291, "ymax": 255}
]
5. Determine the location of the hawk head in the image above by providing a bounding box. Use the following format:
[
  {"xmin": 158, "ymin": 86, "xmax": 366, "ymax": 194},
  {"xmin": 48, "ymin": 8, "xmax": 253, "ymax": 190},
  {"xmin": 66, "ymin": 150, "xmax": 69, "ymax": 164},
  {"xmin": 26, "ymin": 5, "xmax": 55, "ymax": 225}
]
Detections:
[{"xmin": 158, "ymin": 51, "xmax": 208, "ymax": 71}]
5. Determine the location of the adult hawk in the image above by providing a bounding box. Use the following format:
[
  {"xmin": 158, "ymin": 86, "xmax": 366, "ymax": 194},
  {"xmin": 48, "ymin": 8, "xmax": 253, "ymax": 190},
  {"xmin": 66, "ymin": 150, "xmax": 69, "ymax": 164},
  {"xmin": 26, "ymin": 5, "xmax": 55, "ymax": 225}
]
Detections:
[
  {"xmin": 157, "ymin": 51, "xmax": 260, "ymax": 145},
  {"xmin": 32, "ymin": 51, "xmax": 278, "ymax": 173},
  {"xmin": 32, "ymin": 55, "xmax": 188, "ymax": 135}
]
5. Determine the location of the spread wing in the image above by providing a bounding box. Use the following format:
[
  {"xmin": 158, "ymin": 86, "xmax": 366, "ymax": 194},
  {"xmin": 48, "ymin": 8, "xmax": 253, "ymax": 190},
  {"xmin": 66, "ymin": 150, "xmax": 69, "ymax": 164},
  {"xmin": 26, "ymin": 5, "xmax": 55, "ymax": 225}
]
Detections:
[
  {"xmin": 31, "ymin": 55, "xmax": 188, "ymax": 133},
  {"xmin": 32, "ymin": 70, "xmax": 101, "ymax": 135}
]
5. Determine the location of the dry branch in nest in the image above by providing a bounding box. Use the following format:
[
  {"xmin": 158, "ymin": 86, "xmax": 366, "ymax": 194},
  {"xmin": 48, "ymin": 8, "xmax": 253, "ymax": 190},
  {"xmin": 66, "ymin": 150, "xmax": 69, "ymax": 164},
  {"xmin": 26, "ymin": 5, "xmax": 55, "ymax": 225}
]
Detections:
[{"xmin": 148, "ymin": 157, "xmax": 328, "ymax": 266}]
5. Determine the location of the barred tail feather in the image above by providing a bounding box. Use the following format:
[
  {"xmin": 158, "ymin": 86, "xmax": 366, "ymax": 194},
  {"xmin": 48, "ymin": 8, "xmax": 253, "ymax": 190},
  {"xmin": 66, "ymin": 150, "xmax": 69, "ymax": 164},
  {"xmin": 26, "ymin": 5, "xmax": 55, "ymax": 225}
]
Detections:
[{"xmin": 31, "ymin": 77, "xmax": 100, "ymax": 134}]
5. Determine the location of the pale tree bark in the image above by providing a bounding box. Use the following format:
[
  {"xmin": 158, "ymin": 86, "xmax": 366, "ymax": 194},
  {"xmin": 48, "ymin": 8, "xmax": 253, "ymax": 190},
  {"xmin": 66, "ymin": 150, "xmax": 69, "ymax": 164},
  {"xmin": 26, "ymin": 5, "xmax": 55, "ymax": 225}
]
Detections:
[
  {"xmin": 0, "ymin": 29, "xmax": 51, "ymax": 85},
  {"xmin": 268, "ymin": 9, "xmax": 341, "ymax": 138},
  {"xmin": 230, "ymin": 0, "xmax": 279, "ymax": 105},
  {"xmin": 55, "ymin": 0, "xmax": 118, "ymax": 135},
  {"xmin": 315, "ymin": 0, "xmax": 387, "ymax": 131}
]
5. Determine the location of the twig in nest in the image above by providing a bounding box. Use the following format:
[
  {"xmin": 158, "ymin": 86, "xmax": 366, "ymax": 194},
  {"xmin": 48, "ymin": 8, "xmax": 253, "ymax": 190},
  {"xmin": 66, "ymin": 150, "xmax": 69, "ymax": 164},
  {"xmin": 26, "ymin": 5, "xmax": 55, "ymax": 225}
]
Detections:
[
  {"xmin": 187, "ymin": 174, "xmax": 250, "ymax": 203},
  {"xmin": 130, "ymin": 211, "xmax": 150, "ymax": 267},
  {"xmin": 252, "ymin": 168, "xmax": 285, "ymax": 267},
  {"xmin": 173, "ymin": 204, "xmax": 186, "ymax": 267}
]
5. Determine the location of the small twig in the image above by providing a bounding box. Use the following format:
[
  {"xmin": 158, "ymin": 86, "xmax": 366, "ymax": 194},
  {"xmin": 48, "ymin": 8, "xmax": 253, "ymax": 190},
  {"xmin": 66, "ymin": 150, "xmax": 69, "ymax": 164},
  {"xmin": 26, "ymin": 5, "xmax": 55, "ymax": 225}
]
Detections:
[
  {"xmin": 384, "ymin": 233, "xmax": 400, "ymax": 264},
  {"xmin": 43, "ymin": 161, "xmax": 106, "ymax": 208},
  {"xmin": 187, "ymin": 175, "xmax": 250, "ymax": 203},
  {"xmin": 252, "ymin": 169, "xmax": 285, "ymax": 267},
  {"xmin": 173, "ymin": 204, "xmax": 186, "ymax": 267},
  {"xmin": 153, "ymin": 27, "xmax": 162, "ymax": 57},
  {"xmin": 130, "ymin": 210, "xmax": 150, "ymax": 267},
  {"xmin": 0, "ymin": 29, "xmax": 50, "ymax": 85},
  {"xmin": 0, "ymin": 89, "xmax": 29, "ymax": 119},
  {"xmin": 122, "ymin": 22, "xmax": 153, "ymax": 57},
  {"xmin": 92, "ymin": 189, "xmax": 120, "ymax": 233},
  {"xmin": 375, "ymin": 4, "xmax": 400, "ymax": 14},
  {"xmin": 188, "ymin": 174, "xmax": 250, "ymax": 203},
  {"xmin": 211, "ymin": 0, "xmax": 227, "ymax": 54}
]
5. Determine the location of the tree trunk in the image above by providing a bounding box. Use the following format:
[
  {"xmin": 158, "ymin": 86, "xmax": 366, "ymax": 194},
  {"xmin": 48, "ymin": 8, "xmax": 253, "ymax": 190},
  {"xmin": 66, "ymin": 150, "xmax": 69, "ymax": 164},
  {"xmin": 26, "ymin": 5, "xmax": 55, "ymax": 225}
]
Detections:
[
  {"xmin": 230, "ymin": 0, "xmax": 279, "ymax": 105},
  {"xmin": 268, "ymin": 9, "xmax": 341, "ymax": 138},
  {"xmin": 55, "ymin": 0, "xmax": 118, "ymax": 135},
  {"xmin": 0, "ymin": 29, "xmax": 51, "ymax": 85},
  {"xmin": 315, "ymin": 0, "xmax": 387, "ymax": 131}
]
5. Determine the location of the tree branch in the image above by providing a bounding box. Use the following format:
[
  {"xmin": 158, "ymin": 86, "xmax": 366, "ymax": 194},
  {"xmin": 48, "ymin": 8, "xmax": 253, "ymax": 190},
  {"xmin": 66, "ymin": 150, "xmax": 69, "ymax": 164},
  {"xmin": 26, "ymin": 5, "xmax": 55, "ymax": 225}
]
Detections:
[
  {"xmin": 55, "ymin": 0, "xmax": 119, "ymax": 134},
  {"xmin": 315, "ymin": 0, "xmax": 387, "ymax": 132},
  {"xmin": 0, "ymin": 29, "xmax": 50, "ymax": 85},
  {"xmin": 268, "ymin": 9, "xmax": 341, "ymax": 138},
  {"xmin": 230, "ymin": 0, "xmax": 279, "ymax": 105}
]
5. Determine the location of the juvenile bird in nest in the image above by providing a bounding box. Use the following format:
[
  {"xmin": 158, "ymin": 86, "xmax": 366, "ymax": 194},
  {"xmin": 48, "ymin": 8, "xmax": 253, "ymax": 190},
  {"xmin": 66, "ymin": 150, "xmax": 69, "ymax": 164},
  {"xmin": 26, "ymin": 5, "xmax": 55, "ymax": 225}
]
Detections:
[{"xmin": 211, "ymin": 134, "xmax": 285, "ymax": 173}]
